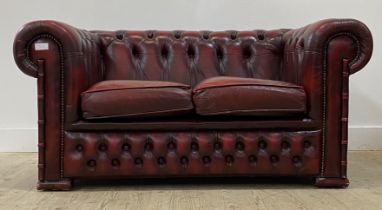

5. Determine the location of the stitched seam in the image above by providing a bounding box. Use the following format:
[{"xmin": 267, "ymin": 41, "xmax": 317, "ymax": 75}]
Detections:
[
  {"xmin": 321, "ymin": 32, "xmax": 360, "ymax": 177},
  {"xmin": 285, "ymin": 50, "xmax": 322, "ymax": 54},
  {"xmin": 84, "ymin": 106, "xmax": 193, "ymax": 119},
  {"xmin": 197, "ymin": 108, "xmax": 306, "ymax": 115},
  {"xmin": 26, "ymin": 33, "xmax": 65, "ymax": 179},
  {"xmin": 83, "ymin": 85, "xmax": 191, "ymax": 94},
  {"xmin": 194, "ymin": 83, "xmax": 304, "ymax": 93}
]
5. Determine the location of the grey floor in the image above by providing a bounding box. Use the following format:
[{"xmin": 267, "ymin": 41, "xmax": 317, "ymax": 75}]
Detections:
[{"xmin": 0, "ymin": 151, "xmax": 381, "ymax": 210}]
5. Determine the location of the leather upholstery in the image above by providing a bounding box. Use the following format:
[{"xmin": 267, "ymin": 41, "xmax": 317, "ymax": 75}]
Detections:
[
  {"xmin": 81, "ymin": 80, "xmax": 193, "ymax": 119},
  {"xmin": 282, "ymin": 19, "xmax": 373, "ymax": 121},
  {"xmin": 193, "ymin": 76, "xmax": 306, "ymax": 116},
  {"xmin": 12, "ymin": 19, "xmax": 373, "ymax": 189},
  {"xmin": 101, "ymin": 29, "xmax": 285, "ymax": 86},
  {"xmin": 83, "ymin": 76, "xmax": 305, "ymax": 119},
  {"xmin": 64, "ymin": 130, "xmax": 321, "ymax": 177},
  {"xmin": 13, "ymin": 21, "xmax": 104, "ymax": 124}
]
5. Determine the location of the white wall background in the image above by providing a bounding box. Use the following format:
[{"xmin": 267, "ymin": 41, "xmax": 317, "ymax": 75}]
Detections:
[{"xmin": 0, "ymin": 0, "xmax": 381, "ymax": 152}]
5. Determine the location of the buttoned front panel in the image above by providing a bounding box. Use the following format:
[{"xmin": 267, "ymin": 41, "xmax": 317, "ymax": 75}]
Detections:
[{"xmin": 64, "ymin": 130, "xmax": 320, "ymax": 177}]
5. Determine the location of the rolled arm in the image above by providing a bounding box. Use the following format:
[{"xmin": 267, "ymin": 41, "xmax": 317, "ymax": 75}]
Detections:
[
  {"xmin": 283, "ymin": 18, "xmax": 373, "ymax": 75},
  {"xmin": 282, "ymin": 19, "xmax": 373, "ymax": 121},
  {"xmin": 282, "ymin": 19, "xmax": 373, "ymax": 178},
  {"xmin": 14, "ymin": 20, "xmax": 103, "ymax": 78},
  {"xmin": 13, "ymin": 20, "xmax": 104, "ymax": 123}
]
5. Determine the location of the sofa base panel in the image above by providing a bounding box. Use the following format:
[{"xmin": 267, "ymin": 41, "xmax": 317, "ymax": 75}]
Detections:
[
  {"xmin": 37, "ymin": 179, "xmax": 72, "ymax": 191},
  {"xmin": 314, "ymin": 177, "xmax": 349, "ymax": 188}
]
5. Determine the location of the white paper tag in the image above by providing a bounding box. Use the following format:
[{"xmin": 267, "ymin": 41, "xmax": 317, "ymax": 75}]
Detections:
[{"xmin": 34, "ymin": 43, "xmax": 49, "ymax": 51}]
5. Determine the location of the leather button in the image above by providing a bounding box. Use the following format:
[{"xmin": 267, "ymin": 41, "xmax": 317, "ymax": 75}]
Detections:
[
  {"xmin": 134, "ymin": 158, "xmax": 143, "ymax": 166},
  {"xmin": 122, "ymin": 143, "xmax": 130, "ymax": 152},
  {"xmin": 213, "ymin": 141, "xmax": 222, "ymax": 150},
  {"xmin": 174, "ymin": 31, "xmax": 181, "ymax": 39},
  {"xmin": 258, "ymin": 140, "xmax": 267, "ymax": 149},
  {"xmin": 248, "ymin": 155, "xmax": 257, "ymax": 164},
  {"xmin": 180, "ymin": 156, "xmax": 189, "ymax": 166},
  {"xmin": 281, "ymin": 141, "xmax": 290, "ymax": 150},
  {"xmin": 303, "ymin": 140, "xmax": 311, "ymax": 148},
  {"xmin": 202, "ymin": 156, "xmax": 211, "ymax": 165},
  {"xmin": 225, "ymin": 155, "xmax": 234, "ymax": 165},
  {"xmin": 202, "ymin": 32, "xmax": 209, "ymax": 40},
  {"xmin": 292, "ymin": 156, "xmax": 301, "ymax": 164},
  {"xmin": 144, "ymin": 142, "xmax": 153, "ymax": 151},
  {"xmin": 167, "ymin": 141, "xmax": 176, "ymax": 150},
  {"xmin": 111, "ymin": 159, "xmax": 120, "ymax": 167},
  {"xmin": 230, "ymin": 32, "xmax": 237, "ymax": 40},
  {"xmin": 87, "ymin": 159, "xmax": 96, "ymax": 167},
  {"xmin": 76, "ymin": 144, "xmax": 83, "ymax": 152},
  {"xmin": 157, "ymin": 157, "xmax": 166, "ymax": 166},
  {"xmin": 98, "ymin": 143, "xmax": 107, "ymax": 152},
  {"xmin": 270, "ymin": 155, "xmax": 279, "ymax": 163},
  {"xmin": 116, "ymin": 34, "xmax": 123, "ymax": 40},
  {"xmin": 147, "ymin": 31, "xmax": 154, "ymax": 39},
  {"xmin": 191, "ymin": 142, "xmax": 199, "ymax": 151},
  {"xmin": 236, "ymin": 142, "xmax": 245, "ymax": 151}
]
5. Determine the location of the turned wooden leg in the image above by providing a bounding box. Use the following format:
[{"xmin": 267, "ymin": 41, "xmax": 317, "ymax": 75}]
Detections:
[
  {"xmin": 37, "ymin": 178, "xmax": 72, "ymax": 191},
  {"xmin": 314, "ymin": 177, "xmax": 349, "ymax": 188}
]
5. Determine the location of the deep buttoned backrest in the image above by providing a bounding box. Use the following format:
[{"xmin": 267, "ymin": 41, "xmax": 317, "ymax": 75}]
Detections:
[{"xmin": 95, "ymin": 29, "xmax": 289, "ymax": 86}]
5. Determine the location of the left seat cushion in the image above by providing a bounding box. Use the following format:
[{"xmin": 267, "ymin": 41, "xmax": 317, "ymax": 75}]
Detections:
[{"xmin": 81, "ymin": 80, "xmax": 193, "ymax": 119}]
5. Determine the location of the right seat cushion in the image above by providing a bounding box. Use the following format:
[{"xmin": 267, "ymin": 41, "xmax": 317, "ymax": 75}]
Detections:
[
  {"xmin": 193, "ymin": 76, "xmax": 306, "ymax": 117},
  {"xmin": 81, "ymin": 80, "xmax": 193, "ymax": 119}
]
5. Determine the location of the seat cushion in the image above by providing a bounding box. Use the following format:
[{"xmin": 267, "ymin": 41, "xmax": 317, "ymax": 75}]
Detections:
[
  {"xmin": 193, "ymin": 76, "xmax": 306, "ymax": 116},
  {"xmin": 81, "ymin": 80, "xmax": 193, "ymax": 119}
]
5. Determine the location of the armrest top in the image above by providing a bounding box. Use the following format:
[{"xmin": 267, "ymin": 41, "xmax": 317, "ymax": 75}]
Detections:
[
  {"xmin": 13, "ymin": 20, "xmax": 99, "ymax": 77},
  {"xmin": 283, "ymin": 18, "xmax": 373, "ymax": 74}
]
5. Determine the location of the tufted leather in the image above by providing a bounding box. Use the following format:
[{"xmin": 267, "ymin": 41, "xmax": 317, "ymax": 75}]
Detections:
[
  {"xmin": 64, "ymin": 130, "xmax": 321, "ymax": 177},
  {"xmin": 12, "ymin": 19, "xmax": 373, "ymax": 189},
  {"xmin": 81, "ymin": 80, "xmax": 193, "ymax": 119},
  {"xmin": 282, "ymin": 19, "xmax": 372, "ymax": 76},
  {"xmin": 282, "ymin": 19, "xmax": 373, "ymax": 121},
  {"xmin": 13, "ymin": 20, "xmax": 104, "ymax": 124},
  {"xmin": 100, "ymin": 29, "xmax": 286, "ymax": 86},
  {"xmin": 193, "ymin": 76, "xmax": 306, "ymax": 116}
]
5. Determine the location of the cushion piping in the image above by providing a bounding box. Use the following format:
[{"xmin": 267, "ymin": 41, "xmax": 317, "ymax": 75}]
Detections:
[{"xmin": 83, "ymin": 106, "xmax": 194, "ymax": 120}]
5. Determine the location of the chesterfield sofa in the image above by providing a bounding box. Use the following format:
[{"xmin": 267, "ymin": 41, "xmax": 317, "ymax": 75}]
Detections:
[{"xmin": 13, "ymin": 19, "xmax": 372, "ymax": 190}]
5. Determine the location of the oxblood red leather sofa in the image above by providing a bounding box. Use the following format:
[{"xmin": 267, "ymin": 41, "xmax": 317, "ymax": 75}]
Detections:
[{"xmin": 13, "ymin": 19, "xmax": 373, "ymax": 190}]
